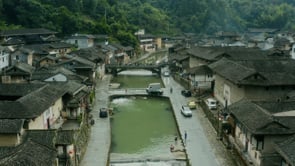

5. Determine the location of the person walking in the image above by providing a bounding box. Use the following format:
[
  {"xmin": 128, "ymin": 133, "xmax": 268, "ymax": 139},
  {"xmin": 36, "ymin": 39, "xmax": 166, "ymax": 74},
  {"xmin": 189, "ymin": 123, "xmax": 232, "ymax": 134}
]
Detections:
[{"xmin": 184, "ymin": 131, "xmax": 187, "ymax": 144}]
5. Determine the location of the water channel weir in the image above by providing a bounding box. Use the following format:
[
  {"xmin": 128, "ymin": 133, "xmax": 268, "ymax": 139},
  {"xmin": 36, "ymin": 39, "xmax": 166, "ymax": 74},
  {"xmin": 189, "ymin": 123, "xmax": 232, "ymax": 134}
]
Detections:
[{"xmin": 81, "ymin": 74, "xmax": 236, "ymax": 166}]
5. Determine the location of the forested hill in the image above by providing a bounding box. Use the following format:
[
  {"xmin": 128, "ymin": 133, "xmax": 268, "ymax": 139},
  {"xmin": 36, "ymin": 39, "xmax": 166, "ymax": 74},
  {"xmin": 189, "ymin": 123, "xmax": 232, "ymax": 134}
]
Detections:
[{"xmin": 1, "ymin": 0, "xmax": 295, "ymax": 46}]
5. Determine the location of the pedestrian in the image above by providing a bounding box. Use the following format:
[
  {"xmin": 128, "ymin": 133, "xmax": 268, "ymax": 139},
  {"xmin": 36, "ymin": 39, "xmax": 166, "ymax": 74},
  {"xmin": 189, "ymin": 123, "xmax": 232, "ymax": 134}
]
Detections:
[
  {"xmin": 174, "ymin": 135, "xmax": 178, "ymax": 144},
  {"xmin": 184, "ymin": 131, "xmax": 187, "ymax": 142},
  {"xmin": 170, "ymin": 144, "xmax": 174, "ymax": 152},
  {"xmin": 170, "ymin": 87, "xmax": 173, "ymax": 93}
]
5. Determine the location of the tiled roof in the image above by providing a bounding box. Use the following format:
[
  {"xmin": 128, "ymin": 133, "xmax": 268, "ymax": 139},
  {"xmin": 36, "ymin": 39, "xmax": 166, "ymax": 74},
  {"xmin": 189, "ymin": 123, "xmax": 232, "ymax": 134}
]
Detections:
[
  {"xmin": 25, "ymin": 130, "xmax": 57, "ymax": 148},
  {"xmin": 4, "ymin": 62, "xmax": 35, "ymax": 75},
  {"xmin": 56, "ymin": 130, "xmax": 75, "ymax": 145},
  {"xmin": 0, "ymin": 28, "xmax": 57, "ymax": 37},
  {"xmin": 187, "ymin": 46, "xmax": 288, "ymax": 62},
  {"xmin": 0, "ymin": 119, "xmax": 24, "ymax": 134},
  {"xmin": 0, "ymin": 83, "xmax": 45, "ymax": 96},
  {"xmin": 0, "ymin": 139, "xmax": 56, "ymax": 166},
  {"xmin": 31, "ymin": 66, "xmax": 87, "ymax": 82},
  {"xmin": 186, "ymin": 65, "xmax": 213, "ymax": 75},
  {"xmin": 66, "ymin": 34, "xmax": 95, "ymax": 39},
  {"xmin": 48, "ymin": 42, "xmax": 73, "ymax": 49},
  {"xmin": 274, "ymin": 135, "xmax": 295, "ymax": 166},
  {"xmin": 0, "ymin": 84, "xmax": 67, "ymax": 119},
  {"xmin": 71, "ymin": 47, "xmax": 106, "ymax": 61},
  {"xmin": 229, "ymin": 100, "xmax": 295, "ymax": 135},
  {"xmin": 55, "ymin": 56, "xmax": 96, "ymax": 69},
  {"xmin": 209, "ymin": 58, "xmax": 295, "ymax": 86}
]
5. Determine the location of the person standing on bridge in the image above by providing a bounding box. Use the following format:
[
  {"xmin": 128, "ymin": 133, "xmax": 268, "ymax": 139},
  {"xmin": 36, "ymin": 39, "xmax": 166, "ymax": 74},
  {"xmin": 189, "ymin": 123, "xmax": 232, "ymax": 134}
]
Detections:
[{"xmin": 170, "ymin": 87, "xmax": 173, "ymax": 93}]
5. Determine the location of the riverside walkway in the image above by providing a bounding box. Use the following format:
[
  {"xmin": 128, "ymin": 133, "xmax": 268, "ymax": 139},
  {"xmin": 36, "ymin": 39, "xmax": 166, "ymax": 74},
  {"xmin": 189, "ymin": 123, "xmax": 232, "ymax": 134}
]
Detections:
[{"xmin": 81, "ymin": 74, "xmax": 237, "ymax": 166}]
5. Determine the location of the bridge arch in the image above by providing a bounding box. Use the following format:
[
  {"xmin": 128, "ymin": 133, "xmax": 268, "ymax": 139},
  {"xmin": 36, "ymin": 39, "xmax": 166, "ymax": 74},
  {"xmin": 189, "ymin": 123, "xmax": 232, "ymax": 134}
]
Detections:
[{"xmin": 105, "ymin": 63, "xmax": 167, "ymax": 76}]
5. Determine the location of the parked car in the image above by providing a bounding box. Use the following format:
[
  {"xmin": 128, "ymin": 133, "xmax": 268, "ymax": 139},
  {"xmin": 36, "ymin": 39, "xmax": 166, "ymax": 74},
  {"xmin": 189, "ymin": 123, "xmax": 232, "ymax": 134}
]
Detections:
[
  {"xmin": 181, "ymin": 105, "xmax": 192, "ymax": 117},
  {"xmin": 188, "ymin": 101, "xmax": 196, "ymax": 109},
  {"xmin": 163, "ymin": 71, "xmax": 170, "ymax": 77},
  {"xmin": 205, "ymin": 98, "xmax": 217, "ymax": 110},
  {"xmin": 99, "ymin": 108, "xmax": 108, "ymax": 118},
  {"xmin": 181, "ymin": 90, "xmax": 191, "ymax": 97}
]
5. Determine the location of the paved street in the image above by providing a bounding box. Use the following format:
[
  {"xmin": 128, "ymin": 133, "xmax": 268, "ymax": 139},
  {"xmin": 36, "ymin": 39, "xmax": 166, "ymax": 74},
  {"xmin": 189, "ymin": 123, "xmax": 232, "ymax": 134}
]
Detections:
[
  {"xmin": 162, "ymin": 76, "xmax": 237, "ymax": 166},
  {"xmin": 81, "ymin": 74, "xmax": 237, "ymax": 166},
  {"xmin": 80, "ymin": 75, "xmax": 111, "ymax": 166}
]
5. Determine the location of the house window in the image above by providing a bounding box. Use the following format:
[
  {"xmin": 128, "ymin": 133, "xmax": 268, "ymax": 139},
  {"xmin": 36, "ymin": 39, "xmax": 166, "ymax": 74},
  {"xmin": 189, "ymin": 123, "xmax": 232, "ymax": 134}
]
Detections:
[
  {"xmin": 256, "ymin": 135, "xmax": 264, "ymax": 150},
  {"xmin": 254, "ymin": 75, "xmax": 258, "ymax": 79}
]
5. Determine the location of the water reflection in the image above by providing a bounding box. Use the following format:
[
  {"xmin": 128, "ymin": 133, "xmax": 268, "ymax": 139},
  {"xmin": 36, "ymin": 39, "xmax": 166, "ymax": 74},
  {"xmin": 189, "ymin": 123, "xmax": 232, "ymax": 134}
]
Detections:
[{"xmin": 110, "ymin": 96, "xmax": 178, "ymax": 156}]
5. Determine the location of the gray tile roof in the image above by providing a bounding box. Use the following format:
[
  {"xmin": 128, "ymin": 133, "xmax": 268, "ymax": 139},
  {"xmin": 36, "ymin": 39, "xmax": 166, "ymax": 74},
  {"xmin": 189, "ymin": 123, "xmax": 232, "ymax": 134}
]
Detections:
[
  {"xmin": 187, "ymin": 46, "xmax": 289, "ymax": 62},
  {"xmin": 186, "ymin": 65, "xmax": 213, "ymax": 75},
  {"xmin": 209, "ymin": 58, "xmax": 295, "ymax": 86},
  {"xmin": 0, "ymin": 84, "xmax": 67, "ymax": 119},
  {"xmin": 55, "ymin": 55, "xmax": 96, "ymax": 69},
  {"xmin": 0, "ymin": 119, "xmax": 24, "ymax": 134},
  {"xmin": 56, "ymin": 130, "xmax": 75, "ymax": 145},
  {"xmin": 4, "ymin": 62, "xmax": 35, "ymax": 75},
  {"xmin": 0, "ymin": 83, "xmax": 45, "ymax": 96},
  {"xmin": 51, "ymin": 81, "xmax": 87, "ymax": 96},
  {"xmin": 71, "ymin": 46, "xmax": 106, "ymax": 62},
  {"xmin": 32, "ymin": 66, "xmax": 87, "ymax": 82},
  {"xmin": 25, "ymin": 130, "xmax": 57, "ymax": 148},
  {"xmin": 229, "ymin": 100, "xmax": 295, "ymax": 135},
  {"xmin": 274, "ymin": 135, "xmax": 295, "ymax": 166},
  {"xmin": 0, "ymin": 28, "xmax": 57, "ymax": 37},
  {"xmin": 0, "ymin": 139, "xmax": 57, "ymax": 166}
]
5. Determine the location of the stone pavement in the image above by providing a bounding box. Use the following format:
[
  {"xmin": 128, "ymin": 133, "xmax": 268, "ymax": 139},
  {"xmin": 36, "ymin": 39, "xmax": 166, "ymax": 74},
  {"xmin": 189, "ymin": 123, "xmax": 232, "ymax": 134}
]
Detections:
[
  {"xmin": 80, "ymin": 75, "xmax": 112, "ymax": 166},
  {"xmin": 162, "ymin": 76, "xmax": 237, "ymax": 166}
]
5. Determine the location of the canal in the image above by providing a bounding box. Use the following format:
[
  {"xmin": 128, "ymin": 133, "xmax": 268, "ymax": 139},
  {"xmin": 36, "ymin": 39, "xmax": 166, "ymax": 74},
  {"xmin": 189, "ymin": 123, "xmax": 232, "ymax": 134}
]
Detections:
[{"xmin": 109, "ymin": 73, "xmax": 186, "ymax": 165}]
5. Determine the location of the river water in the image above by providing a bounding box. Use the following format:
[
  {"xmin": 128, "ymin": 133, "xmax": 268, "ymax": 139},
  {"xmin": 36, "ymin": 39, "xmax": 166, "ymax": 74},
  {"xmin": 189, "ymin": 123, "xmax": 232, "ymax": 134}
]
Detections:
[{"xmin": 109, "ymin": 72, "xmax": 185, "ymax": 164}]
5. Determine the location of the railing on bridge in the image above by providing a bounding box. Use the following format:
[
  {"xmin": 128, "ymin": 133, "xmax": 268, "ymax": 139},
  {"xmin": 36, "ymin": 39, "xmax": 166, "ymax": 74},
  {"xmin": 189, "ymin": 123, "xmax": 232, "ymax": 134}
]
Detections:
[{"xmin": 105, "ymin": 63, "xmax": 168, "ymax": 76}]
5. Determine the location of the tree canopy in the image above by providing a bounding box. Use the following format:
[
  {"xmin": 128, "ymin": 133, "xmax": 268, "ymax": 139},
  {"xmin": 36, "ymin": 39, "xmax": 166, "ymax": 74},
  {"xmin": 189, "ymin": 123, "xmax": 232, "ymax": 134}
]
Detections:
[{"xmin": 1, "ymin": 0, "xmax": 295, "ymax": 47}]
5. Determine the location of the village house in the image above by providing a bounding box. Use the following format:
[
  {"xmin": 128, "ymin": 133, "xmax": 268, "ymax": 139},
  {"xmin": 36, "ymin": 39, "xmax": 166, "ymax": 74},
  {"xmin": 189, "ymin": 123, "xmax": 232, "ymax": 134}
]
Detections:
[
  {"xmin": 0, "ymin": 82, "xmax": 91, "ymax": 165},
  {"xmin": 1, "ymin": 62, "xmax": 35, "ymax": 83},
  {"xmin": 38, "ymin": 55, "xmax": 58, "ymax": 67},
  {"xmin": 138, "ymin": 34, "xmax": 158, "ymax": 53},
  {"xmin": 31, "ymin": 66, "xmax": 88, "ymax": 83},
  {"xmin": 0, "ymin": 46, "xmax": 10, "ymax": 70},
  {"xmin": 214, "ymin": 31, "xmax": 245, "ymax": 47},
  {"xmin": 228, "ymin": 99, "xmax": 295, "ymax": 166},
  {"xmin": 0, "ymin": 28, "xmax": 58, "ymax": 47},
  {"xmin": 209, "ymin": 57, "xmax": 295, "ymax": 106},
  {"xmin": 186, "ymin": 65, "xmax": 214, "ymax": 92},
  {"xmin": 245, "ymin": 28, "xmax": 279, "ymax": 50},
  {"xmin": 53, "ymin": 55, "xmax": 96, "ymax": 85},
  {"xmin": 10, "ymin": 47, "xmax": 34, "ymax": 66},
  {"xmin": 22, "ymin": 42, "xmax": 73, "ymax": 66},
  {"xmin": 65, "ymin": 34, "xmax": 95, "ymax": 49},
  {"xmin": 169, "ymin": 45, "xmax": 289, "ymax": 93}
]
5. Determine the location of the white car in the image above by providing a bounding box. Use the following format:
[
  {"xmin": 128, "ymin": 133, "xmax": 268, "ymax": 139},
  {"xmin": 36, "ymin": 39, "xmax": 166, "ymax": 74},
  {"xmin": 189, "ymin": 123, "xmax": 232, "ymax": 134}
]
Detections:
[
  {"xmin": 163, "ymin": 71, "xmax": 170, "ymax": 77},
  {"xmin": 181, "ymin": 105, "xmax": 192, "ymax": 117},
  {"xmin": 205, "ymin": 98, "xmax": 217, "ymax": 110}
]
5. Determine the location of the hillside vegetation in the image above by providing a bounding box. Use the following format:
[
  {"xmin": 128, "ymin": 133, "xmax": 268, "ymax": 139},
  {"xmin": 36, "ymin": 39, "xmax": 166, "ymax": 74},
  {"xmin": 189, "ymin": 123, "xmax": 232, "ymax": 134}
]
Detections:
[{"xmin": 1, "ymin": 0, "xmax": 295, "ymax": 46}]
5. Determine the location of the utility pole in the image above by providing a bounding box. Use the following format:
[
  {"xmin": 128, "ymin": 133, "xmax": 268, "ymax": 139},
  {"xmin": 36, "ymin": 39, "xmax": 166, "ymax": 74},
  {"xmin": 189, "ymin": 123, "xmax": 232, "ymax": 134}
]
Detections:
[{"xmin": 104, "ymin": 7, "xmax": 107, "ymax": 25}]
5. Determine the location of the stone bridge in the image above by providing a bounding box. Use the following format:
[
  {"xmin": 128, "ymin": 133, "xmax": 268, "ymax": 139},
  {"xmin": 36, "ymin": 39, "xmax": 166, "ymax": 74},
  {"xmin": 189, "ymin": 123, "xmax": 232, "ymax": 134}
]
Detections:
[{"xmin": 105, "ymin": 63, "xmax": 167, "ymax": 76}]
